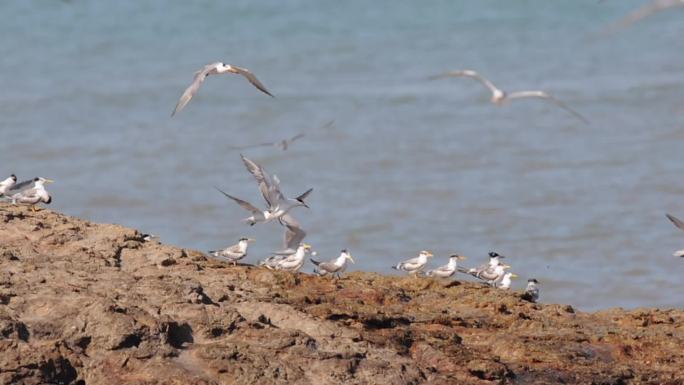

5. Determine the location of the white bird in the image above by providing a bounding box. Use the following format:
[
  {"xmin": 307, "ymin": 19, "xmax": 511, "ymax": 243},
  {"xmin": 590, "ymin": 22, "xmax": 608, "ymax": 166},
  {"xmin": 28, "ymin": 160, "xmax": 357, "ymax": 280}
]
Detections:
[
  {"xmin": 259, "ymin": 243, "xmax": 312, "ymax": 272},
  {"xmin": 665, "ymin": 213, "xmax": 684, "ymax": 257},
  {"xmin": 3, "ymin": 177, "xmax": 54, "ymax": 211},
  {"xmin": 172, "ymin": 62, "xmax": 273, "ymax": 116},
  {"xmin": 430, "ymin": 69, "xmax": 589, "ymax": 124},
  {"xmin": 311, "ymin": 249, "xmax": 355, "ymax": 278},
  {"xmin": 425, "ymin": 254, "xmax": 467, "ymax": 279},
  {"xmin": 523, "ymin": 278, "xmax": 540, "ymax": 302},
  {"xmin": 0, "ymin": 174, "xmax": 17, "ymax": 196},
  {"xmin": 496, "ymin": 272, "xmax": 518, "ymax": 289},
  {"xmin": 277, "ymin": 213, "xmax": 307, "ymax": 255},
  {"xmin": 208, "ymin": 237, "xmax": 255, "ymax": 265},
  {"xmin": 463, "ymin": 252, "xmax": 506, "ymax": 276},
  {"xmin": 603, "ymin": 0, "xmax": 684, "ymax": 34},
  {"xmin": 392, "ymin": 250, "xmax": 434, "ymax": 276}
]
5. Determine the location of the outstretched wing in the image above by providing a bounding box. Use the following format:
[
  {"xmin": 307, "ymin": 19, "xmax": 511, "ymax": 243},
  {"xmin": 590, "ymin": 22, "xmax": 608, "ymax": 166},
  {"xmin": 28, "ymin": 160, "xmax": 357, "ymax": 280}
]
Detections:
[
  {"xmin": 507, "ymin": 90, "xmax": 590, "ymax": 124},
  {"xmin": 666, "ymin": 213, "xmax": 684, "ymax": 231},
  {"xmin": 231, "ymin": 66, "xmax": 275, "ymax": 97},
  {"xmin": 281, "ymin": 213, "xmax": 306, "ymax": 251},
  {"xmin": 430, "ymin": 69, "xmax": 500, "ymax": 95},
  {"xmin": 215, "ymin": 187, "xmax": 261, "ymax": 214},
  {"xmin": 240, "ymin": 154, "xmax": 279, "ymax": 208},
  {"xmin": 172, "ymin": 63, "xmax": 218, "ymax": 116}
]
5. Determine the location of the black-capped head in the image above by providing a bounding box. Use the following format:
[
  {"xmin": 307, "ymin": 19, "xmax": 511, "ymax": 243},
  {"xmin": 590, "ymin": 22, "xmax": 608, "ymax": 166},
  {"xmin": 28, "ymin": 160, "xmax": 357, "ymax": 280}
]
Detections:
[
  {"xmin": 341, "ymin": 249, "xmax": 348, "ymax": 253},
  {"xmin": 33, "ymin": 177, "xmax": 40, "ymax": 182},
  {"xmin": 239, "ymin": 237, "xmax": 249, "ymax": 242},
  {"xmin": 528, "ymin": 278, "xmax": 538, "ymax": 284},
  {"xmin": 489, "ymin": 252, "xmax": 503, "ymax": 258},
  {"xmin": 10, "ymin": 174, "xmax": 16, "ymax": 181}
]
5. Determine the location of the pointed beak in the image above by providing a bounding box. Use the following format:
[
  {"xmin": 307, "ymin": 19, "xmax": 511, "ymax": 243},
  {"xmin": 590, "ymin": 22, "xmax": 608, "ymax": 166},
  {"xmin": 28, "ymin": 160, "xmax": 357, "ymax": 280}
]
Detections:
[
  {"xmin": 503, "ymin": 264, "xmax": 512, "ymax": 269},
  {"xmin": 247, "ymin": 238, "xmax": 256, "ymax": 243},
  {"xmin": 426, "ymin": 252, "xmax": 434, "ymax": 257},
  {"xmin": 45, "ymin": 179, "xmax": 55, "ymax": 184},
  {"xmin": 303, "ymin": 243, "xmax": 312, "ymax": 250},
  {"xmin": 348, "ymin": 255, "xmax": 355, "ymax": 264},
  {"xmin": 458, "ymin": 255, "xmax": 467, "ymax": 260},
  {"xmin": 510, "ymin": 273, "xmax": 518, "ymax": 278}
]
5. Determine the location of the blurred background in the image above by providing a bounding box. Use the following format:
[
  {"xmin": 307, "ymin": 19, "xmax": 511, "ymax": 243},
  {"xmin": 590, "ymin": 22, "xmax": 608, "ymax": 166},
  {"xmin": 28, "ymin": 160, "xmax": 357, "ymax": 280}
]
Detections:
[{"xmin": 0, "ymin": 0, "xmax": 682, "ymax": 310}]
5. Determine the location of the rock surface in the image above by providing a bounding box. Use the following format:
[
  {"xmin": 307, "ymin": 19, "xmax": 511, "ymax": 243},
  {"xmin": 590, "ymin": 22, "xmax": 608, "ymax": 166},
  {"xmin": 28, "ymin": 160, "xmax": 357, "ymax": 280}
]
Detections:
[{"xmin": 0, "ymin": 204, "xmax": 683, "ymax": 385}]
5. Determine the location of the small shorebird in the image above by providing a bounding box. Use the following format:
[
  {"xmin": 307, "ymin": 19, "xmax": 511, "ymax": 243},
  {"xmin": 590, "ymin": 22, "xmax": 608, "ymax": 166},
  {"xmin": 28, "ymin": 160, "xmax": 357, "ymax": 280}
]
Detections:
[
  {"xmin": 259, "ymin": 243, "xmax": 313, "ymax": 272},
  {"xmin": 496, "ymin": 272, "xmax": 518, "ymax": 289},
  {"xmin": 0, "ymin": 174, "xmax": 17, "ymax": 196},
  {"xmin": 208, "ymin": 237, "xmax": 255, "ymax": 265},
  {"xmin": 172, "ymin": 62, "xmax": 273, "ymax": 116},
  {"xmin": 665, "ymin": 213, "xmax": 684, "ymax": 257},
  {"xmin": 603, "ymin": 0, "xmax": 684, "ymax": 34},
  {"xmin": 3, "ymin": 177, "xmax": 54, "ymax": 211},
  {"xmin": 461, "ymin": 251, "xmax": 506, "ymax": 276},
  {"xmin": 311, "ymin": 249, "xmax": 355, "ymax": 278},
  {"xmin": 425, "ymin": 254, "xmax": 467, "ymax": 279},
  {"xmin": 228, "ymin": 121, "xmax": 335, "ymax": 151},
  {"xmin": 430, "ymin": 69, "xmax": 589, "ymax": 124},
  {"xmin": 392, "ymin": 250, "xmax": 434, "ymax": 276},
  {"xmin": 522, "ymin": 278, "xmax": 540, "ymax": 302}
]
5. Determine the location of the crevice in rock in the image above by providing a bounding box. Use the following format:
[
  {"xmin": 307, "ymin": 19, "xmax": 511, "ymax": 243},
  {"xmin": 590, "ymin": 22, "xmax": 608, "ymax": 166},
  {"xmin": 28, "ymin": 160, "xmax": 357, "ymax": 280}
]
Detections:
[
  {"xmin": 113, "ymin": 333, "xmax": 142, "ymax": 349},
  {"xmin": 164, "ymin": 322, "xmax": 193, "ymax": 349},
  {"xmin": 39, "ymin": 356, "xmax": 79, "ymax": 385}
]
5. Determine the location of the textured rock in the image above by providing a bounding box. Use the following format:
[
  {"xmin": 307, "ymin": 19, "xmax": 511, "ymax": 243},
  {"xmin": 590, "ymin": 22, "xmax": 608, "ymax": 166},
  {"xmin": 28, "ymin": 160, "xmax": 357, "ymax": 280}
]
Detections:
[{"xmin": 0, "ymin": 204, "xmax": 683, "ymax": 384}]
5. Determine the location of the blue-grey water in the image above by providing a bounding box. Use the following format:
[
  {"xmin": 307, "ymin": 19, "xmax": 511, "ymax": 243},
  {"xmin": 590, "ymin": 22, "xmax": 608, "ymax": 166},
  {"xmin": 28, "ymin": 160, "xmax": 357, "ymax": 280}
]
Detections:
[{"xmin": 1, "ymin": 1, "xmax": 682, "ymax": 311}]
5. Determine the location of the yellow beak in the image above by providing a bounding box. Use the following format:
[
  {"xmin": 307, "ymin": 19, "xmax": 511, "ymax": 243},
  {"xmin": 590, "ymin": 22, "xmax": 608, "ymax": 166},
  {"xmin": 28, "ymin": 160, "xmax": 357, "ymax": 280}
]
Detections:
[
  {"xmin": 348, "ymin": 255, "xmax": 355, "ymax": 264},
  {"xmin": 458, "ymin": 255, "xmax": 467, "ymax": 260},
  {"xmin": 510, "ymin": 273, "xmax": 518, "ymax": 278},
  {"xmin": 45, "ymin": 179, "xmax": 55, "ymax": 184}
]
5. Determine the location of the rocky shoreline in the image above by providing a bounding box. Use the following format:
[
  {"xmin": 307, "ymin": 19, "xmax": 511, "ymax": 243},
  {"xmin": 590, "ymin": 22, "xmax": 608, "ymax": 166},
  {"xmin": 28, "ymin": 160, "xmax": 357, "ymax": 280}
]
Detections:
[{"xmin": 0, "ymin": 204, "xmax": 682, "ymax": 384}]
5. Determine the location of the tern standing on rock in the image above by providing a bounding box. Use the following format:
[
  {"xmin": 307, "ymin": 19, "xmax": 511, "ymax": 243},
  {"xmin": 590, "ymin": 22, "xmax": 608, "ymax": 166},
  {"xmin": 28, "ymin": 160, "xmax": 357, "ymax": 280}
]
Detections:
[
  {"xmin": 259, "ymin": 243, "xmax": 313, "ymax": 272},
  {"xmin": 171, "ymin": 62, "xmax": 273, "ymax": 116},
  {"xmin": 430, "ymin": 69, "xmax": 589, "ymax": 124},
  {"xmin": 426, "ymin": 254, "xmax": 467, "ymax": 279},
  {"xmin": 496, "ymin": 272, "xmax": 518, "ymax": 289},
  {"xmin": 208, "ymin": 237, "xmax": 255, "ymax": 265},
  {"xmin": 2, "ymin": 177, "xmax": 54, "ymax": 211},
  {"xmin": 392, "ymin": 250, "xmax": 433, "ymax": 276},
  {"xmin": 523, "ymin": 279, "xmax": 540, "ymax": 302},
  {"xmin": 311, "ymin": 249, "xmax": 355, "ymax": 278},
  {"xmin": 0, "ymin": 174, "xmax": 17, "ymax": 196}
]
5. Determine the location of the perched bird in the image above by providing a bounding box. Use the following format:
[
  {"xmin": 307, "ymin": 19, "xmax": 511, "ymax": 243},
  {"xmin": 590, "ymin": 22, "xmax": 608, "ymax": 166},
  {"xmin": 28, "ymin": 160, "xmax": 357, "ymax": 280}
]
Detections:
[
  {"xmin": 461, "ymin": 251, "xmax": 505, "ymax": 276},
  {"xmin": 311, "ymin": 249, "xmax": 355, "ymax": 278},
  {"xmin": 259, "ymin": 243, "xmax": 312, "ymax": 272},
  {"xmin": 430, "ymin": 69, "xmax": 589, "ymax": 124},
  {"xmin": 665, "ymin": 213, "xmax": 684, "ymax": 257},
  {"xmin": 3, "ymin": 177, "xmax": 54, "ymax": 211},
  {"xmin": 392, "ymin": 250, "xmax": 434, "ymax": 276},
  {"xmin": 522, "ymin": 278, "xmax": 540, "ymax": 302},
  {"xmin": 602, "ymin": 0, "xmax": 684, "ymax": 35},
  {"xmin": 496, "ymin": 272, "xmax": 518, "ymax": 289},
  {"xmin": 0, "ymin": 174, "xmax": 17, "ymax": 196},
  {"xmin": 141, "ymin": 233, "xmax": 159, "ymax": 242},
  {"xmin": 228, "ymin": 121, "xmax": 335, "ymax": 151},
  {"xmin": 172, "ymin": 62, "xmax": 273, "ymax": 116},
  {"xmin": 425, "ymin": 254, "xmax": 467, "ymax": 279},
  {"xmin": 208, "ymin": 237, "xmax": 255, "ymax": 265}
]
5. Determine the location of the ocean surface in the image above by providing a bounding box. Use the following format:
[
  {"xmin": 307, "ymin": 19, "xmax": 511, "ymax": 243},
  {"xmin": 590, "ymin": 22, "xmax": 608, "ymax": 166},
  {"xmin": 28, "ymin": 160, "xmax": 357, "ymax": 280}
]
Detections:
[{"xmin": 1, "ymin": 0, "xmax": 682, "ymax": 311}]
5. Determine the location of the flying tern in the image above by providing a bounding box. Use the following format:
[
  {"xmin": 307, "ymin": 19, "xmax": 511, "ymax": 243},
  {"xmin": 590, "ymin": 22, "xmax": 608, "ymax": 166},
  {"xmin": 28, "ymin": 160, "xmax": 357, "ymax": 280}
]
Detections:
[
  {"xmin": 665, "ymin": 213, "xmax": 684, "ymax": 257},
  {"xmin": 430, "ymin": 69, "xmax": 589, "ymax": 124},
  {"xmin": 172, "ymin": 62, "xmax": 273, "ymax": 116}
]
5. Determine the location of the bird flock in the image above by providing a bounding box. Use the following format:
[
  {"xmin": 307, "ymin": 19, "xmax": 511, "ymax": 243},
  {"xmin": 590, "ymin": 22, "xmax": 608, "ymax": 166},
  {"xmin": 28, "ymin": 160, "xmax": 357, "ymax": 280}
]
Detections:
[{"xmin": 2, "ymin": 1, "xmax": 682, "ymax": 305}]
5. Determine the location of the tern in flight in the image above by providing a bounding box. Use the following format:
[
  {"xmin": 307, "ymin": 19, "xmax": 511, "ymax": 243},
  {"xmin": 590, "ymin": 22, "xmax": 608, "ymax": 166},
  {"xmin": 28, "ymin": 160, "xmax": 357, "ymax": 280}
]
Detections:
[
  {"xmin": 430, "ymin": 69, "xmax": 589, "ymax": 124},
  {"xmin": 602, "ymin": 0, "xmax": 684, "ymax": 35},
  {"xmin": 665, "ymin": 213, "xmax": 684, "ymax": 257},
  {"xmin": 228, "ymin": 121, "xmax": 335, "ymax": 151},
  {"xmin": 172, "ymin": 62, "xmax": 273, "ymax": 116}
]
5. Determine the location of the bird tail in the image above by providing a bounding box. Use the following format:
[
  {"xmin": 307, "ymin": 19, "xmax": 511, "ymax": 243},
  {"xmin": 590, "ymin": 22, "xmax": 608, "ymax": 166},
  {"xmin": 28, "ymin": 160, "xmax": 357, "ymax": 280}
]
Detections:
[
  {"xmin": 391, "ymin": 264, "xmax": 401, "ymax": 270},
  {"xmin": 310, "ymin": 258, "xmax": 321, "ymax": 266}
]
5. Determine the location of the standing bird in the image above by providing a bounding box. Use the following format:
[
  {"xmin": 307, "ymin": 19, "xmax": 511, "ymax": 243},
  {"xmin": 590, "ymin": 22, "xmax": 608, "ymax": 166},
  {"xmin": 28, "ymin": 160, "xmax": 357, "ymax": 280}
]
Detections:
[
  {"xmin": 522, "ymin": 278, "xmax": 540, "ymax": 302},
  {"xmin": 0, "ymin": 174, "xmax": 17, "ymax": 196},
  {"xmin": 171, "ymin": 62, "xmax": 273, "ymax": 116},
  {"xmin": 259, "ymin": 243, "xmax": 313, "ymax": 272},
  {"xmin": 392, "ymin": 250, "xmax": 434, "ymax": 276},
  {"xmin": 3, "ymin": 177, "xmax": 54, "ymax": 211},
  {"xmin": 430, "ymin": 69, "xmax": 589, "ymax": 124},
  {"xmin": 311, "ymin": 249, "xmax": 355, "ymax": 278},
  {"xmin": 425, "ymin": 254, "xmax": 467, "ymax": 279},
  {"xmin": 665, "ymin": 213, "xmax": 684, "ymax": 257},
  {"xmin": 496, "ymin": 272, "xmax": 518, "ymax": 289},
  {"xmin": 208, "ymin": 237, "xmax": 255, "ymax": 265},
  {"xmin": 461, "ymin": 251, "xmax": 506, "ymax": 276}
]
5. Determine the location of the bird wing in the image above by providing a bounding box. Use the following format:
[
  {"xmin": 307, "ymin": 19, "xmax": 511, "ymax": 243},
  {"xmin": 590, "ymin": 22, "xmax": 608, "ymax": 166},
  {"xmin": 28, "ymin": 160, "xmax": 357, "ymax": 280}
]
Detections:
[
  {"xmin": 430, "ymin": 69, "xmax": 500, "ymax": 95},
  {"xmin": 604, "ymin": 0, "xmax": 683, "ymax": 33},
  {"xmin": 294, "ymin": 188, "xmax": 313, "ymax": 202},
  {"xmin": 171, "ymin": 63, "xmax": 217, "ymax": 116},
  {"xmin": 507, "ymin": 90, "xmax": 590, "ymax": 124},
  {"xmin": 8, "ymin": 178, "xmax": 36, "ymax": 193},
  {"xmin": 317, "ymin": 261, "xmax": 340, "ymax": 273},
  {"xmin": 226, "ymin": 142, "xmax": 276, "ymax": 150},
  {"xmin": 214, "ymin": 187, "xmax": 261, "ymax": 214},
  {"xmin": 281, "ymin": 213, "xmax": 306, "ymax": 251},
  {"xmin": 240, "ymin": 154, "xmax": 279, "ymax": 208},
  {"xmin": 666, "ymin": 213, "xmax": 684, "ymax": 231},
  {"xmin": 230, "ymin": 66, "xmax": 274, "ymax": 97}
]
